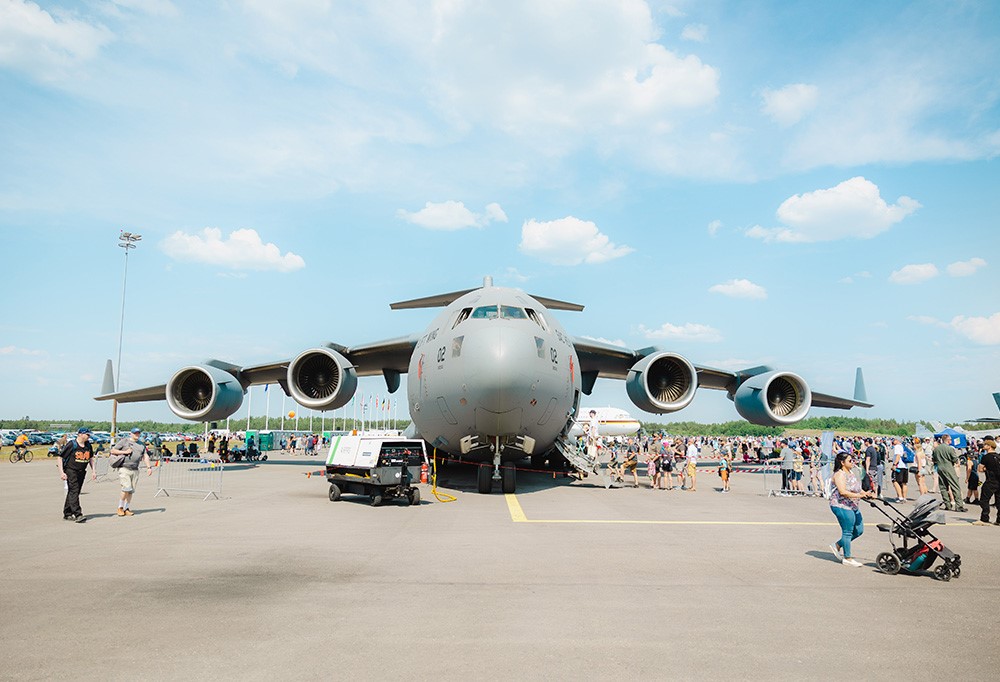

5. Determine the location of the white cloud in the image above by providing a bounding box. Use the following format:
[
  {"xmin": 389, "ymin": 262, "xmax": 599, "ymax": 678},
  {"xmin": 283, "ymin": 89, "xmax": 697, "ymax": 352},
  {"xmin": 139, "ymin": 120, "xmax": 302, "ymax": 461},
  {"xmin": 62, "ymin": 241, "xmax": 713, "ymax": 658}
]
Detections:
[
  {"xmin": 839, "ymin": 270, "xmax": 871, "ymax": 284},
  {"xmin": 581, "ymin": 335, "xmax": 628, "ymax": 348},
  {"xmin": 946, "ymin": 257, "xmax": 987, "ymax": 277},
  {"xmin": 681, "ymin": 24, "xmax": 708, "ymax": 42},
  {"xmin": 0, "ymin": 0, "xmax": 112, "ymax": 81},
  {"xmin": 890, "ymin": 263, "xmax": 939, "ymax": 285},
  {"xmin": 109, "ymin": 0, "xmax": 178, "ymax": 17},
  {"xmin": 519, "ymin": 216, "xmax": 634, "ymax": 266},
  {"xmin": 707, "ymin": 219, "xmax": 722, "ymax": 237},
  {"xmin": 949, "ymin": 313, "xmax": 1000, "ymax": 345},
  {"xmin": 0, "ymin": 346, "xmax": 45, "ymax": 356},
  {"xmin": 708, "ymin": 278, "xmax": 767, "ymax": 300},
  {"xmin": 746, "ymin": 177, "xmax": 920, "ymax": 243},
  {"xmin": 638, "ymin": 322, "xmax": 722, "ymax": 343},
  {"xmin": 500, "ymin": 267, "xmax": 529, "ymax": 284},
  {"xmin": 911, "ymin": 312, "xmax": 1000, "ymax": 345},
  {"xmin": 160, "ymin": 228, "xmax": 305, "ymax": 272},
  {"xmin": 760, "ymin": 83, "xmax": 819, "ymax": 126},
  {"xmin": 396, "ymin": 201, "xmax": 507, "ymax": 230}
]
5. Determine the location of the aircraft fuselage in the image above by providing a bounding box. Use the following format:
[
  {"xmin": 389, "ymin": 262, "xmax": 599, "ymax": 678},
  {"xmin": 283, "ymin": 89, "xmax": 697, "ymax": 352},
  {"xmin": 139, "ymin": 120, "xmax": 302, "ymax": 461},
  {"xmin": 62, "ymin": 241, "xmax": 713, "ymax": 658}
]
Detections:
[{"xmin": 406, "ymin": 286, "xmax": 581, "ymax": 461}]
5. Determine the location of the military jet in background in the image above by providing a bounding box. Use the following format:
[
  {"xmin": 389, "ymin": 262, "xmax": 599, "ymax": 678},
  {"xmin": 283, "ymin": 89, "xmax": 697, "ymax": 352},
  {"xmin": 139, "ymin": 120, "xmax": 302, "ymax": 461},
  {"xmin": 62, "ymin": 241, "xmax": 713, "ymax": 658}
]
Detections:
[
  {"xmin": 96, "ymin": 277, "xmax": 872, "ymax": 493},
  {"xmin": 967, "ymin": 392, "xmax": 1000, "ymax": 423}
]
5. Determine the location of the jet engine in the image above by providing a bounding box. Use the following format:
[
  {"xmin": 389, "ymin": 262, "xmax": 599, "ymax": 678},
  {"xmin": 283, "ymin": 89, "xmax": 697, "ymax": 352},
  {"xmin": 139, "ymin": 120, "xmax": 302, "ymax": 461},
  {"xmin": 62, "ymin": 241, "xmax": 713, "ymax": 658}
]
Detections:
[
  {"xmin": 166, "ymin": 365, "xmax": 244, "ymax": 422},
  {"xmin": 625, "ymin": 352, "xmax": 698, "ymax": 414},
  {"xmin": 733, "ymin": 371, "xmax": 811, "ymax": 426},
  {"xmin": 287, "ymin": 347, "xmax": 358, "ymax": 411}
]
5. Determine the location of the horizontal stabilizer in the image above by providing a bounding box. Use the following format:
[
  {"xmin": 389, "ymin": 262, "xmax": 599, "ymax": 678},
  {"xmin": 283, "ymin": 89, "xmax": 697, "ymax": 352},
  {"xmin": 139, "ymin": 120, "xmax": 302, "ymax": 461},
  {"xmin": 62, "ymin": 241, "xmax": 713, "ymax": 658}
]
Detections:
[
  {"xmin": 95, "ymin": 384, "xmax": 167, "ymax": 403},
  {"xmin": 390, "ymin": 289, "xmax": 475, "ymax": 310},
  {"xmin": 528, "ymin": 295, "xmax": 584, "ymax": 312}
]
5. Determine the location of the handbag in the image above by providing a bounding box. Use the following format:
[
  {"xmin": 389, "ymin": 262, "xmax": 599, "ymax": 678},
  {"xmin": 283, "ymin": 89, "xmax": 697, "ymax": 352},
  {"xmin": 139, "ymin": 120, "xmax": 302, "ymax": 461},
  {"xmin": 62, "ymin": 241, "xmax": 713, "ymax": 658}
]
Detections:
[{"xmin": 109, "ymin": 453, "xmax": 127, "ymax": 469}]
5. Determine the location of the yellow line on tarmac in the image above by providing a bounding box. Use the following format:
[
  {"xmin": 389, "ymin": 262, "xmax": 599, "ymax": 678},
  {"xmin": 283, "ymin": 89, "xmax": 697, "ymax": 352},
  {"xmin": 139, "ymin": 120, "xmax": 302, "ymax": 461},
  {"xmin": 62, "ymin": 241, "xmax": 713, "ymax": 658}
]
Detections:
[{"xmin": 504, "ymin": 493, "xmax": 836, "ymax": 526}]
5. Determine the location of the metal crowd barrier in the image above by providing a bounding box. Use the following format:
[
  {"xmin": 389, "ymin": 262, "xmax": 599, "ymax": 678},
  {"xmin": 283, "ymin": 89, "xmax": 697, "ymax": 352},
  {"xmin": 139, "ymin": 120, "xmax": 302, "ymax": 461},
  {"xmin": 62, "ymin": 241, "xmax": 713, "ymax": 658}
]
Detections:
[{"xmin": 154, "ymin": 459, "xmax": 224, "ymax": 500}]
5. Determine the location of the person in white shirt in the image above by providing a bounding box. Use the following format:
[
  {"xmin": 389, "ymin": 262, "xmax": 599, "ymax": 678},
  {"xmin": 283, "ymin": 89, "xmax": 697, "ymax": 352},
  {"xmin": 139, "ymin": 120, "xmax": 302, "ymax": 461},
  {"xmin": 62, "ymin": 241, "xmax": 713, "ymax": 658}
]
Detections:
[{"xmin": 686, "ymin": 439, "xmax": 699, "ymax": 492}]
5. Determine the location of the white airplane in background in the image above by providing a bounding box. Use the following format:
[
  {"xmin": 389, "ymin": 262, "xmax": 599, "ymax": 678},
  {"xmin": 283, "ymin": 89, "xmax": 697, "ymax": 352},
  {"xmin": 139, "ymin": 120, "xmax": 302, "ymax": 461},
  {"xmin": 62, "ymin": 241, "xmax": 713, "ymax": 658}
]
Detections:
[{"xmin": 568, "ymin": 407, "xmax": 641, "ymax": 438}]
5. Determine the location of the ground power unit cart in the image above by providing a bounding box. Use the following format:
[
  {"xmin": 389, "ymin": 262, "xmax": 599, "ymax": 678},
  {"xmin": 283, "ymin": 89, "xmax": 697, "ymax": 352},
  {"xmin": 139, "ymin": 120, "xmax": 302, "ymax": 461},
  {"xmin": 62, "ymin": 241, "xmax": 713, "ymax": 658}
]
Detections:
[{"xmin": 325, "ymin": 434, "xmax": 427, "ymax": 507}]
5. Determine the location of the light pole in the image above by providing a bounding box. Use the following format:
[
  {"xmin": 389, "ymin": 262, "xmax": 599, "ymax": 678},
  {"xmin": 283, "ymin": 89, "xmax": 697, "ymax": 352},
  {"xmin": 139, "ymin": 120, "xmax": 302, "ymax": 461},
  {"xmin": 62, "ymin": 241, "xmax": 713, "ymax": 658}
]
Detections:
[{"xmin": 111, "ymin": 230, "xmax": 141, "ymax": 440}]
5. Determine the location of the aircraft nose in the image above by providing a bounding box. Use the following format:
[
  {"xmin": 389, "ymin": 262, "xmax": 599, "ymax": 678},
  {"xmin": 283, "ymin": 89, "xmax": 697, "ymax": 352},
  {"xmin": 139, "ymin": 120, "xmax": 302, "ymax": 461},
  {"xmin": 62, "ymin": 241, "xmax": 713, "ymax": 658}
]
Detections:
[{"xmin": 464, "ymin": 324, "xmax": 537, "ymax": 416}]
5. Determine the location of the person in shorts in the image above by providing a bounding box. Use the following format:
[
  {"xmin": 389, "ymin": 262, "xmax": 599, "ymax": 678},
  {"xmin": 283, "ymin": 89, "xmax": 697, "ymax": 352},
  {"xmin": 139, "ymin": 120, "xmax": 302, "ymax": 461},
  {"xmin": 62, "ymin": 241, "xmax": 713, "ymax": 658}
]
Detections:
[
  {"xmin": 622, "ymin": 438, "xmax": 639, "ymax": 488},
  {"xmin": 110, "ymin": 428, "xmax": 152, "ymax": 516}
]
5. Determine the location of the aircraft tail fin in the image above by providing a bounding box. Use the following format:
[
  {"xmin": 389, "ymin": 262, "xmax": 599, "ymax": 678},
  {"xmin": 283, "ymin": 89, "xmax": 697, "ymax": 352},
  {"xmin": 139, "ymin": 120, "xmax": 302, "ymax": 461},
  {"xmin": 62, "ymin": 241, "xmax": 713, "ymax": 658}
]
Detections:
[
  {"xmin": 101, "ymin": 360, "xmax": 116, "ymax": 395},
  {"xmin": 853, "ymin": 367, "xmax": 867, "ymax": 403},
  {"xmin": 994, "ymin": 392, "xmax": 1000, "ymax": 412}
]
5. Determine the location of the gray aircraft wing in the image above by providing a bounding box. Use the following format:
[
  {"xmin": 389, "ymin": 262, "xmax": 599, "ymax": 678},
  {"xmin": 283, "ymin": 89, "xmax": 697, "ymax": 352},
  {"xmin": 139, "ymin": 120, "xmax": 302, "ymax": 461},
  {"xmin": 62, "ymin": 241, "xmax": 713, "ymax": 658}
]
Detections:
[
  {"xmin": 571, "ymin": 336, "xmax": 872, "ymax": 408},
  {"xmin": 96, "ymin": 334, "xmax": 419, "ymax": 404}
]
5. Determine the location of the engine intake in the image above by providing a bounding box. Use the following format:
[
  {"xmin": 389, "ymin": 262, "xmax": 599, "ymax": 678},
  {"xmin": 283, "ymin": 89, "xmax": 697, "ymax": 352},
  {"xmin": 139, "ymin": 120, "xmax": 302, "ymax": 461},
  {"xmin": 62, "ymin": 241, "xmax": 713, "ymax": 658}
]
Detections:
[
  {"xmin": 287, "ymin": 347, "xmax": 358, "ymax": 411},
  {"xmin": 166, "ymin": 365, "xmax": 244, "ymax": 422},
  {"xmin": 625, "ymin": 352, "xmax": 698, "ymax": 414},
  {"xmin": 733, "ymin": 371, "xmax": 811, "ymax": 426}
]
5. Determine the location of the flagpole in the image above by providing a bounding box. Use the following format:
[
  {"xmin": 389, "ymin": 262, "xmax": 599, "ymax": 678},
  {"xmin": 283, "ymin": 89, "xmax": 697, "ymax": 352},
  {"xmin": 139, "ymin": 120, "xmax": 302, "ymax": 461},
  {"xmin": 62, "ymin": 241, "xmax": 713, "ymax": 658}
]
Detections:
[
  {"xmin": 281, "ymin": 395, "xmax": 285, "ymax": 431},
  {"xmin": 265, "ymin": 384, "xmax": 270, "ymax": 430},
  {"xmin": 246, "ymin": 386, "xmax": 252, "ymax": 432}
]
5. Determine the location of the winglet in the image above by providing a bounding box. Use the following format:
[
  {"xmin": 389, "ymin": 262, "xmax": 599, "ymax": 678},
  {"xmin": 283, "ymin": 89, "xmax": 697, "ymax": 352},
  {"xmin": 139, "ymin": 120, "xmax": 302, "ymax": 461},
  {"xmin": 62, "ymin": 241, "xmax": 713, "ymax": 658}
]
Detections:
[
  {"xmin": 854, "ymin": 367, "xmax": 867, "ymax": 403},
  {"xmin": 101, "ymin": 360, "xmax": 116, "ymax": 395},
  {"xmin": 993, "ymin": 392, "xmax": 1000, "ymax": 412}
]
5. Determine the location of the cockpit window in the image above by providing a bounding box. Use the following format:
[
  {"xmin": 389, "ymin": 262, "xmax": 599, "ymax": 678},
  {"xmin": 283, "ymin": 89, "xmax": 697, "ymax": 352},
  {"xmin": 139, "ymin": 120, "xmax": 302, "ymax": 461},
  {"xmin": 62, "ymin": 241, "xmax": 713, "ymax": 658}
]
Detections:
[
  {"xmin": 471, "ymin": 305, "xmax": 499, "ymax": 319},
  {"xmin": 526, "ymin": 308, "xmax": 547, "ymax": 330},
  {"xmin": 453, "ymin": 308, "xmax": 471, "ymax": 328},
  {"xmin": 500, "ymin": 306, "xmax": 527, "ymax": 319}
]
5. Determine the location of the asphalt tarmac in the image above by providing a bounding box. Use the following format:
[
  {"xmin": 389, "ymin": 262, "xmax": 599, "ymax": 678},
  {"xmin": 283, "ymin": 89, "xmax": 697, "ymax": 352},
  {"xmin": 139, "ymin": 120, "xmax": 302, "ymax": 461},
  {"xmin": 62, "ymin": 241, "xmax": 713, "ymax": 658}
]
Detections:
[{"xmin": 1, "ymin": 455, "xmax": 998, "ymax": 681}]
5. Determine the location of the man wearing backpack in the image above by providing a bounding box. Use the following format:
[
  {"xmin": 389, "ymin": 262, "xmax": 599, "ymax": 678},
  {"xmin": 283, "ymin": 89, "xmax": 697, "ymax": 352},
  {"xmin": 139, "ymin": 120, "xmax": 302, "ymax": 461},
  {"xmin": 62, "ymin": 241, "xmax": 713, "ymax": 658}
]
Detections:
[
  {"xmin": 891, "ymin": 437, "xmax": 909, "ymax": 502},
  {"xmin": 932, "ymin": 434, "xmax": 966, "ymax": 512}
]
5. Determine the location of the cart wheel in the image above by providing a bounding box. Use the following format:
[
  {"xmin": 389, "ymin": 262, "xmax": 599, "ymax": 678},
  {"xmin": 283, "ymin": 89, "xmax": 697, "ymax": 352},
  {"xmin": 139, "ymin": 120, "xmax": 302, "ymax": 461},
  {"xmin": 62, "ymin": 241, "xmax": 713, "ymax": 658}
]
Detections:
[
  {"xmin": 371, "ymin": 493, "xmax": 383, "ymax": 507},
  {"xmin": 328, "ymin": 484, "xmax": 341, "ymax": 502},
  {"xmin": 933, "ymin": 565, "xmax": 951, "ymax": 582},
  {"xmin": 409, "ymin": 488, "xmax": 420, "ymax": 506},
  {"xmin": 876, "ymin": 552, "xmax": 901, "ymax": 575}
]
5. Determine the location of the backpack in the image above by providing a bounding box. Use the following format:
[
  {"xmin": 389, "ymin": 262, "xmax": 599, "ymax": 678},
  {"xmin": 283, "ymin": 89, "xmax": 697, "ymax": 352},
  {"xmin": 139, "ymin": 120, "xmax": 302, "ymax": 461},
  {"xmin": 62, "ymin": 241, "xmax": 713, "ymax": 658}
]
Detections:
[{"xmin": 902, "ymin": 444, "xmax": 915, "ymax": 464}]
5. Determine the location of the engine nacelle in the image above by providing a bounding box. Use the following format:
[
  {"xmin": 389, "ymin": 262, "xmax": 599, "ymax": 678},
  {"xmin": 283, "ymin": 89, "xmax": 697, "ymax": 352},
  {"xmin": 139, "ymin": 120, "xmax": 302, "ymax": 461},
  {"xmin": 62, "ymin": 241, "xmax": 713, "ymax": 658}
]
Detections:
[
  {"xmin": 287, "ymin": 347, "xmax": 358, "ymax": 411},
  {"xmin": 625, "ymin": 352, "xmax": 698, "ymax": 414},
  {"xmin": 733, "ymin": 371, "xmax": 811, "ymax": 426},
  {"xmin": 166, "ymin": 365, "xmax": 244, "ymax": 422}
]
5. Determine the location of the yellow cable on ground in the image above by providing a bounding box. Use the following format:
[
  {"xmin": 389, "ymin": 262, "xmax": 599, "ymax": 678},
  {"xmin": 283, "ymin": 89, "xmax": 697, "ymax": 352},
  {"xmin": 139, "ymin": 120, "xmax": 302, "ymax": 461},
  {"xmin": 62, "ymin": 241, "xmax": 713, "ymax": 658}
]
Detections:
[{"xmin": 431, "ymin": 448, "xmax": 457, "ymax": 503}]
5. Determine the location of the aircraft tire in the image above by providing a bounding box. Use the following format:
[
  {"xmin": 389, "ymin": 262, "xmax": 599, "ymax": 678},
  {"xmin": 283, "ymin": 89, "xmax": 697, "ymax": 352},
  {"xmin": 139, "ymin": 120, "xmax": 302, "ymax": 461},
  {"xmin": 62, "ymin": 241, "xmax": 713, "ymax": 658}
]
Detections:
[
  {"xmin": 477, "ymin": 464, "xmax": 493, "ymax": 494},
  {"xmin": 501, "ymin": 465, "xmax": 516, "ymax": 494}
]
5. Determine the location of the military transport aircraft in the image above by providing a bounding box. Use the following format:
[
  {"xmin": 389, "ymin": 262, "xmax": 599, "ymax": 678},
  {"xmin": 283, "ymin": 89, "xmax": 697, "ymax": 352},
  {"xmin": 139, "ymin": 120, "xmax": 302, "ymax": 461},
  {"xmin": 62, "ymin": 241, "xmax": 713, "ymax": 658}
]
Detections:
[{"xmin": 96, "ymin": 277, "xmax": 871, "ymax": 493}]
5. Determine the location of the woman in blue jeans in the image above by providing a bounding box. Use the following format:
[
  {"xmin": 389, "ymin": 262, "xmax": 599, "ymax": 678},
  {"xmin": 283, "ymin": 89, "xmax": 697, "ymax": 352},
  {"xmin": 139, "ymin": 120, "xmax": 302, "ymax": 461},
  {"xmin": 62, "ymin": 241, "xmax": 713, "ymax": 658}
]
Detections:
[{"xmin": 829, "ymin": 450, "xmax": 875, "ymax": 567}]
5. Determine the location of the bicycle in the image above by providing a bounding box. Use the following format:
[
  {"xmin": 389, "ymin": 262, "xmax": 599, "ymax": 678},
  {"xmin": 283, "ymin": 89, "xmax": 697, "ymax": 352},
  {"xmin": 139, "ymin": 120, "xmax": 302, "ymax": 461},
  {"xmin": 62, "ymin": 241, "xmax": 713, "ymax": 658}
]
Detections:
[{"xmin": 9, "ymin": 445, "xmax": 33, "ymax": 463}]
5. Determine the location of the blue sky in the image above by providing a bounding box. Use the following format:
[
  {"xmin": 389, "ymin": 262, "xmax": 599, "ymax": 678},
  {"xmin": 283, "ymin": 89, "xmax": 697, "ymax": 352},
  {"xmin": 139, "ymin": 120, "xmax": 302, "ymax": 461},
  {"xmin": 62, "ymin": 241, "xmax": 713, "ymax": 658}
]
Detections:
[{"xmin": 1, "ymin": 0, "xmax": 998, "ymax": 425}]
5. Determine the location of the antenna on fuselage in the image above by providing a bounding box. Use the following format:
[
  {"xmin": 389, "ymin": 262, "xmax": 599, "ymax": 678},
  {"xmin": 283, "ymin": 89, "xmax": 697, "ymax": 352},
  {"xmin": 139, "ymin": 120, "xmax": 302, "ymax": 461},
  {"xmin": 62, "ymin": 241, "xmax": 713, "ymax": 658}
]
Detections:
[{"xmin": 483, "ymin": 276, "xmax": 493, "ymax": 288}]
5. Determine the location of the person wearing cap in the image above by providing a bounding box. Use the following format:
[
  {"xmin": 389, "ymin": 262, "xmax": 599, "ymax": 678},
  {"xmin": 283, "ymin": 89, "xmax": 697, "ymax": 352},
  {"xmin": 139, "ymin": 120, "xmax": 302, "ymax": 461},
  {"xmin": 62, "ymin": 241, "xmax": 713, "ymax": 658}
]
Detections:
[
  {"xmin": 973, "ymin": 437, "xmax": 999, "ymax": 526},
  {"xmin": 57, "ymin": 428, "xmax": 97, "ymax": 522},
  {"xmin": 932, "ymin": 434, "xmax": 966, "ymax": 512},
  {"xmin": 110, "ymin": 428, "xmax": 153, "ymax": 516}
]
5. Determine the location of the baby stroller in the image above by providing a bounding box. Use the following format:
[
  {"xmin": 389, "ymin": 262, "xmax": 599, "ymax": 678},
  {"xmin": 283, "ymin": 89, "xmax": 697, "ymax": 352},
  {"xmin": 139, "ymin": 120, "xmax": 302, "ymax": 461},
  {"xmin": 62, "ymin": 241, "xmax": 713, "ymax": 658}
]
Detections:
[{"xmin": 867, "ymin": 494, "xmax": 962, "ymax": 581}]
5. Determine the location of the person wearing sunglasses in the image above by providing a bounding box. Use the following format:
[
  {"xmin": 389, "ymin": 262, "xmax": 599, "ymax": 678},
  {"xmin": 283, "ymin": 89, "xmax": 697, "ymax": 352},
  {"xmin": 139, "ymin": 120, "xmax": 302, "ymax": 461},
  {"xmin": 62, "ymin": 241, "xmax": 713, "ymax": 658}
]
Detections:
[{"xmin": 829, "ymin": 450, "xmax": 876, "ymax": 567}]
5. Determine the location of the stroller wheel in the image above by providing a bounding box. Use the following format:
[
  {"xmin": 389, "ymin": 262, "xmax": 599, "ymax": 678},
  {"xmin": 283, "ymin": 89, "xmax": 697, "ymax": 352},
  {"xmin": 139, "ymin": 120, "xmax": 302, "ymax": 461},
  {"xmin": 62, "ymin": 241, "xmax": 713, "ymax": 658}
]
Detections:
[
  {"xmin": 950, "ymin": 565, "xmax": 961, "ymax": 579},
  {"xmin": 933, "ymin": 565, "xmax": 951, "ymax": 582},
  {"xmin": 876, "ymin": 552, "xmax": 901, "ymax": 575}
]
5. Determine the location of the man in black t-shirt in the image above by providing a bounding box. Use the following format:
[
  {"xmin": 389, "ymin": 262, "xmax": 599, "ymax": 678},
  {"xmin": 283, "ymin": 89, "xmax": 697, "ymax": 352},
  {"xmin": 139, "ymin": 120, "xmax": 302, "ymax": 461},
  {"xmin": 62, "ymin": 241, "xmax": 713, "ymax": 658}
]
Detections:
[
  {"xmin": 973, "ymin": 437, "xmax": 999, "ymax": 525},
  {"xmin": 58, "ymin": 427, "xmax": 96, "ymax": 522}
]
